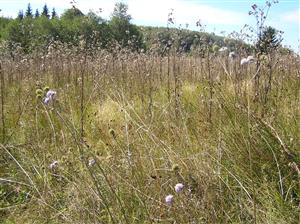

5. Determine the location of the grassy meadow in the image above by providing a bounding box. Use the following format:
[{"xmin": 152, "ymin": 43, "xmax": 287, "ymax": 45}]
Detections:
[{"xmin": 0, "ymin": 43, "xmax": 300, "ymax": 223}]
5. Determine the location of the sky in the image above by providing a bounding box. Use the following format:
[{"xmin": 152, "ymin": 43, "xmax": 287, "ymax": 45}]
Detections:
[{"xmin": 0, "ymin": 0, "xmax": 299, "ymax": 52}]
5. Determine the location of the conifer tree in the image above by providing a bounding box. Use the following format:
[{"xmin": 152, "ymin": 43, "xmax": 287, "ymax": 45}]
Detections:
[
  {"xmin": 35, "ymin": 9, "xmax": 40, "ymax": 18},
  {"xmin": 25, "ymin": 3, "xmax": 33, "ymax": 18},
  {"xmin": 41, "ymin": 4, "xmax": 50, "ymax": 19},
  {"xmin": 51, "ymin": 8, "xmax": 57, "ymax": 19},
  {"xmin": 17, "ymin": 10, "xmax": 24, "ymax": 20}
]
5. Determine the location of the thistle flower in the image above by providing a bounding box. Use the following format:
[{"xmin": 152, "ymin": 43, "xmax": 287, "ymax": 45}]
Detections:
[
  {"xmin": 174, "ymin": 183, "xmax": 184, "ymax": 193},
  {"xmin": 241, "ymin": 56, "xmax": 255, "ymax": 65},
  {"xmin": 240, "ymin": 58, "xmax": 249, "ymax": 65},
  {"xmin": 43, "ymin": 97, "xmax": 51, "ymax": 105},
  {"xmin": 49, "ymin": 160, "xmax": 58, "ymax": 170},
  {"xmin": 247, "ymin": 55, "xmax": 255, "ymax": 62},
  {"xmin": 46, "ymin": 90, "xmax": 57, "ymax": 99},
  {"xmin": 165, "ymin": 194, "xmax": 174, "ymax": 205},
  {"xmin": 43, "ymin": 90, "xmax": 57, "ymax": 105}
]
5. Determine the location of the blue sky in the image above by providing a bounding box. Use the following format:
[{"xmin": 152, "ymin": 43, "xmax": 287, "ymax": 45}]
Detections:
[{"xmin": 0, "ymin": 0, "xmax": 299, "ymax": 51}]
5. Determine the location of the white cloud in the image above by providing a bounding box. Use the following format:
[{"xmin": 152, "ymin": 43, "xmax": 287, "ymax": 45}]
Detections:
[
  {"xmin": 282, "ymin": 9, "xmax": 300, "ymax": 23},
  {"xmin": 127, "ymin": 0, "xmax": 247, "ymax": 26},
  {"xmin": 1, "ymin": 0, "xmax": 248, "ymax": 27},
  {"xmin": 69, "ymin": 0, "xmax": 247, "ymax": 26},
  {"xmin": 76, "ymin": 0, "xmax": 117, "ymax": 18}
]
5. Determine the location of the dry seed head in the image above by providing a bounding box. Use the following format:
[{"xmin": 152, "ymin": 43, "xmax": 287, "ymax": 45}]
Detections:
[
  {"xmin": 109, "ymin": 128, "xmax": 116, "ymax": 138},
  {"xmin": 49, "ymin": 160, "xmax": 59, "ymax": 170},
  {"xmin": 88, "ymin": 158, "xmax": 96, "ymax": 167}
]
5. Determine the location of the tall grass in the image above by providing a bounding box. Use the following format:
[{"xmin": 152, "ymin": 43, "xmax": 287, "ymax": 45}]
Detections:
[{"xmin": 0, "ymin": 43, "xmax": 299, "ymax": 223}]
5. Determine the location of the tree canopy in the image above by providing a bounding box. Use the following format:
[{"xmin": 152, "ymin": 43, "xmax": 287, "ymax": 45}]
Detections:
[
  {"xmin": 109, "ymin": 2, "xmax": 143, "ymax": 50},
  {"xmin": 0, "ymin": 2, "xmax": 146, "ymax": 53},
  {"xmin": 256, "ymin": 26, "xmax": 282, "ymax": 54}
]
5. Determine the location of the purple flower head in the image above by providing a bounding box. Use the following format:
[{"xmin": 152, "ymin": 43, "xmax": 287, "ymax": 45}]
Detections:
[
  {"xmin": 165, "ymin": 194, "xmax": 174, "ymax": 206},
  {"xmin": 46, "ymin": 90, "xmax": 56, "ymax": 100},
  {"xmin": 43, "ymin": 90, "xmax": 57, "ymax": 105},
  {"xmin": 43, "ymin": 97, "xmax": 51, "ymax": 105},
  {"xmin": 175, "ymin": 183, "xmax": 184, "ymax": 193}
]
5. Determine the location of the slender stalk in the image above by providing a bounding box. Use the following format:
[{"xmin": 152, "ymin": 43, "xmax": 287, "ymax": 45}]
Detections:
[
  {"xmin": 167, "ymin": 50, "xmax": 170, "ymax": 102},
  {"xmin": 0, "ymin": 63, "xmax": 5, "ymax": 143},
  {"xmin": 80, "ymin": 55, "xmax": 86, "ymax": 140},
  {"xmin": 207, "ymin": 50, "xmax": 213, "ymax": 123},
  {"xmin": 247, "ymin": 82, "xmax": 257, "ymax": 224}
]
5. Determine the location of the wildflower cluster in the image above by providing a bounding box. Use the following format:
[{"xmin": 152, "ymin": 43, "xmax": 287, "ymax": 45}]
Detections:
[
  {"xmin": 164, "ymin": 183, "xmax": 184, "ymax": 206},
  {"xmin": 35, "ymin": 86, "xmax": 57, "ymax": 105},
  {"xmin": 43, "ymin": 90, "xmax": 57, "ymax": 105}
]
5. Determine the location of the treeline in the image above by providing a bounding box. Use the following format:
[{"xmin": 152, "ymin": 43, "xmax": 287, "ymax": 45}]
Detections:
[
  {"xmin": 141, "ymin": 26, "xmax": 245, "ymax": 55},
  {"xmin": 0, "ymin": 3, "xmax": 144, "ymax": 53},
  {"xmin": 0, "ymin": 2, "xmax": 286, "ymax": 55}
]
